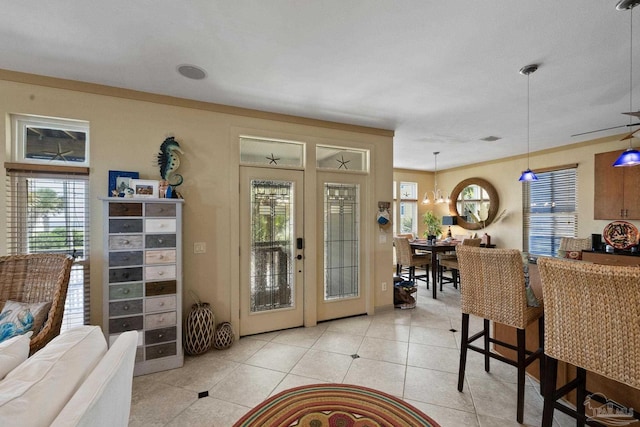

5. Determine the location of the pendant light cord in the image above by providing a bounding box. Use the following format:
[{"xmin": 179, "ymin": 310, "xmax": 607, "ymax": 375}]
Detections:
[
  {"xmin": 527, "ymin": 70, "xmax": 531, "ymax": 169},
  {"xmin": 630, "ymin": 7, "xmax": 634, "ymax": 129}
]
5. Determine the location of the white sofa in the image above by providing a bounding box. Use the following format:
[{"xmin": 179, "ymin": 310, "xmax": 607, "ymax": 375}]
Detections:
[{"xmin": 0, "ymin": 325, "xmax": 137, "ymax": 427}]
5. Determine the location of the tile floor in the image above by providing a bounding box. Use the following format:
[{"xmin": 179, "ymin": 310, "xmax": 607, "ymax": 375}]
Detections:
[{"xmin": 129, "ymin": 281, "xmax": 575, "ymax": 427}]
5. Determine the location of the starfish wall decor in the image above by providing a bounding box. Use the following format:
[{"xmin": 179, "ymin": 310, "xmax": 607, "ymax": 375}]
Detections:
[
  {"xmin": 336, "ymin": 155, "xmax": 350, "ymax": 169},
  {"xmin": 266, "ymin": 153, "xmax": 280, "ymax": 165},
  {"xmin": 43, "ymin": 142, "xmax": 73, "ymax": 162}
]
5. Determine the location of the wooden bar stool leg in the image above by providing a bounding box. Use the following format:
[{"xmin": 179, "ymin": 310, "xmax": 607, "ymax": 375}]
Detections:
[
  {"xmin": 542, "ymin": 355, "xmax": 558, "ymax": 427},
  {"xmin": 576, "ymin": 367, "xmax": 587, "ymax": 427},
  {"xmin": 458, "ymin": 313, "xmax": 470, "ymax": 392},
  {"xmin": 538, "ymin": 316, "xmax": 545, "ymax": 395},
  {"xmin": 484, "ymin": 319, "xmax": 490, "ymax": 372},
  {"xmin": 516, "ymin": 328, "xmax": 526, "ymax": 424}
]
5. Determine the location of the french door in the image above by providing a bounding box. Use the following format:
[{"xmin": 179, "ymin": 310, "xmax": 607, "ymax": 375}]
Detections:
[
  {"xmin": 316, "ymin": 172, "xmax": 367, "ymax": 321},
  {"xmin": 239, "ymin": 167, "xmax": 304, "ymax": 335}
]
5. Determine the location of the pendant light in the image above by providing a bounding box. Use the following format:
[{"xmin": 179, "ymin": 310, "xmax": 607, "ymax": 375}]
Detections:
[
  {"xmin": 422, "ymin": 151, "xmax": 450, "ymax": 204},
  {"xmin": 613, "ymin": 0, "xmax": 640, "ymax": 167},
  {"xmin": 519, "ymin": 64, "xmax": 539, "ymax": 181}
]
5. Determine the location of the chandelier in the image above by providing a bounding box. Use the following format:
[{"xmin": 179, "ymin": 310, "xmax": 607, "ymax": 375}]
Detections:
[{"xmin": 422, "ymin": 151, "xmax": 450, "ymax": 204}]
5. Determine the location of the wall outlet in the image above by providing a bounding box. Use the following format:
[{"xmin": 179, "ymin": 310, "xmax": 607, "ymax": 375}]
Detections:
[
  {"xmin": 382, "ymin": 282, "xmax": 387, "ymax": 291},
  {"xmin": 194, "ymin": 242, "xmax": 206, "ymax": 253}
]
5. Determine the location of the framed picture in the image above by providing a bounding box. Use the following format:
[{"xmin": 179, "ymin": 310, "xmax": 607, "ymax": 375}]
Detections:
[
  {"xmin": 108, "ymin": 170, "xmax": 139, "ymax": 197},
  {"xmin": 130, "ymin": 179, "xmax": 159, "ymax": 198}
]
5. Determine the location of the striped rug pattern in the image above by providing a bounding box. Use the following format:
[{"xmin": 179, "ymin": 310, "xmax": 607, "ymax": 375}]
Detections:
[{"xmin": 233, "ymin": 383, "xmax": 441, "ymax": 426}]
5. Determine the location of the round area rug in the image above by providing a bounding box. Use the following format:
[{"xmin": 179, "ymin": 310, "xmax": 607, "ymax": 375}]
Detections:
[{"xmin": 233, "ymin": 383, "xmax": 441, "ymax": 427}]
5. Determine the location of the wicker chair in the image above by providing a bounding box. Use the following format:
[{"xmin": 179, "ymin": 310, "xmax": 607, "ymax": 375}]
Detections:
[
  {"xmin": 0, "ymin": 253, "xmax": 74, "ymax": 354},
  {"xmin": 438, "ymin": 238, "xmax": 482, "ymax": 290},
  {"xmin": 538, "ymin": 257, "xmax": 640, "ymax": 426},
  {"xmin": 393, "ymin": 237, "xmax": 430, "ymax": 285},
  {"xmin": 456, "ymin": 246, "xmax": 544, "ymax": 424},
  {"xmin": 557, "ymin": 236, "xmax": 592, "ymax": 259}
]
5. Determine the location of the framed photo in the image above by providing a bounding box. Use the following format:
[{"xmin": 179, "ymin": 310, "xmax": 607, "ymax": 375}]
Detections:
[
  {"xmin": 108, "ymin": 170, "xmax": 139, "ymax": 197},
  {"xmin": 130, "ymin": 179, "xmax": 159, "ymax": 198}
]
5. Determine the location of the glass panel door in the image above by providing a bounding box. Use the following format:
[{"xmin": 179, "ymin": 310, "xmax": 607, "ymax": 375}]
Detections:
[
  {"xmin": 240, "ymin": 167, "xmax": 304, "ymax": 335},
  {"xmin": 317, "ymin": 173, "xmax": 366, "ymax": 321}
]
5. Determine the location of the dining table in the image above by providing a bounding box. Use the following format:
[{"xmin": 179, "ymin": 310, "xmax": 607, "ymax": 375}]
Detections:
[{"xmin": 409, "ymin": 239, "xmax": 458, "ymax": 299}]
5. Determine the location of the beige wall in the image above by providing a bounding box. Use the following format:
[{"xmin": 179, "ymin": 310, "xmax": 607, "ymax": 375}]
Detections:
[
  {"xmin": 395, "ymin": 134, "xmax": 640, "ymax": 251},
  {"xmin": 0, "ymin": 72, "xmax": 395, "ymax": 333}
]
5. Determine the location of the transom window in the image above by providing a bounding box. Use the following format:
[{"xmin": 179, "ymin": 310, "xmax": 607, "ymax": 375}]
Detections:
[{"xmin": 13, "ymin": 115, "xmax": 89, "ymax": 166}]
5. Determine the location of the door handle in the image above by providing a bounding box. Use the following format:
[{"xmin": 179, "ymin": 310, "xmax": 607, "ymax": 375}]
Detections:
[{"xmin": 297, "ymin": 238, "xmax": 304, "ymax": 249}]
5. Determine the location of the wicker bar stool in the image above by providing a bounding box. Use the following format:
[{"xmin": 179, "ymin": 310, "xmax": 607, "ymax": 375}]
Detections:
[
  {"xmin": 393, "ymin": 237, "xmax": 430, "ymax": 286},
  {"xmin": 538, "ymin": 257, "xmax": 640, "ymax": 426},
  {"xmin": 456, "ymin": 246, "xmax": 544, "ymax": 424},
  {"xmin": 0, "ymin": 253, "xmax": 74, "ymax": 354},
  {"xmin": 438, "ymin": 238, "xmax": 482, "ymax": 290}
]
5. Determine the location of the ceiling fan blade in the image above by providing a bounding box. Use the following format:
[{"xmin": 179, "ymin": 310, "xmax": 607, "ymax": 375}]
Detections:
[
  {"xmin": 620, "ymin": 128, "xmax": 640, "ymax": 140},
  {"xmin": 571, "ymin": 124, "xmax": 632, "ymax": 137},
  {"xmin": 622, "ymin": 111, "xmax": 640, "ymax": 119}
]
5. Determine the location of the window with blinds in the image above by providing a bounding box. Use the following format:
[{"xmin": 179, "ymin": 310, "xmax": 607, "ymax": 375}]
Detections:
[
  {"xmin": 522, "ymin": 167, "xmax": 577, "ymax": 257},
  {"xmin": 6, "ymin": 170, "xmax": 90, "ymax": 329}
]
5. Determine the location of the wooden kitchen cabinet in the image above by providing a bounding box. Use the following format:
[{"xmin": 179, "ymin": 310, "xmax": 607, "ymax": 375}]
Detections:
[{"xmin": 594, "ymin": 149, "xmax": 640, "ymax": 220}]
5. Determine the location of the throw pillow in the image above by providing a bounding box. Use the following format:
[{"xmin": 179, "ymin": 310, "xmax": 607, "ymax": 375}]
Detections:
[
  {"xmin": 564, "ymin": 250, "xmax": 582, "ymax": 260},
  {"xmin": 0, "ymin": 331, "xmax": 32, "ymax": 379},
  {"xmin": 0, "ymin": 300, "xmax": 52, "ymax": 343}
]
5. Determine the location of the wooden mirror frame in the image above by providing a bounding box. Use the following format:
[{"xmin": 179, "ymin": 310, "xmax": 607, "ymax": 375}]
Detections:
[{"xmin": 448, "ymin": 177, "xmax": 499, "ymax": 230}]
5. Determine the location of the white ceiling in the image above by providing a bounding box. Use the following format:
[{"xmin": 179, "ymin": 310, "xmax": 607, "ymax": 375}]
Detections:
[{"xmin": 1, "ymin": 1, "xmax": 639, "ymax": 171}]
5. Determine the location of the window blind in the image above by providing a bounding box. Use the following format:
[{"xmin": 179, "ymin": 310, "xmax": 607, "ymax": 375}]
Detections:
[
  {"xmin": 5, "ymin": 169, "xmax": 90, "ymax": 329},
  {"xmin": 523, "ymin": 167, "xmax": 577, "ymax": 257}
]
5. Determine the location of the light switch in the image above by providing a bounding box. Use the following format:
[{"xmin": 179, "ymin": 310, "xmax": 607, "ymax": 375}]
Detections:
[{"xmin": 194, "ymin": 242, "xmax": 206, "ymax": 253}]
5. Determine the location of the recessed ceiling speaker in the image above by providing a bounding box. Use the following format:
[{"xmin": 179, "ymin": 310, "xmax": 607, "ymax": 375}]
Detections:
[{"xmin": 177, "ymin": 64, "xmax": 207, "ymax": 80}]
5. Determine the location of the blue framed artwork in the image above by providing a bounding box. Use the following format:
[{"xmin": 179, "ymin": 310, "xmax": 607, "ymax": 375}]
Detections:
[{"xmin": 108, "ymin": 170, "xmax": 139, "ymax": 197}]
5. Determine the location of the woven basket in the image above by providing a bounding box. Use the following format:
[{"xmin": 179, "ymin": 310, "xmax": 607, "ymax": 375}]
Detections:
[
  {"xmin": 184, "ymin": 303, "xmax": 214, "ymax": 355},
  {"xmin": 213, "ymin": 322, "xmax": 234, "ymax": 349}
]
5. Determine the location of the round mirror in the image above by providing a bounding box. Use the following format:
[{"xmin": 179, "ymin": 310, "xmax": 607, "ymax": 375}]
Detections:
[{"xmin": 448, "ymin": 178, "xmax": 499, "ymax": 230}]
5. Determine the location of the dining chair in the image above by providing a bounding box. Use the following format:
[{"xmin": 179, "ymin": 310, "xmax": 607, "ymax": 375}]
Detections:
[
  {"xmin": 556, "ymin": 236, "xmax": 591, "ymax": 260},
  {"xmin": 438, "ymin": 238, "xmax": 482, "ymax": 290},
  {"xmin": 456, "ymin": 246, "xmax": 544, "ymax": 424},
  {"xmin": 538, "ymin": 257, "xmax": 640, "ymax": 426},
  {"xmin": 393, "ymin": 237, "xmax": 430, "ymax": 286}
]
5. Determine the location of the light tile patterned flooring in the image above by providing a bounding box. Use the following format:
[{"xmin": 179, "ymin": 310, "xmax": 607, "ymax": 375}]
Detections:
[{"xmin": 129, "ymin": 281, "xmax": 575, "ymax": 426}]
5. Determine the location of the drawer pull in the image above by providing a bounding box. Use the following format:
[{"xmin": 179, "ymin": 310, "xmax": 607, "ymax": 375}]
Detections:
[
  {"xmin": 123, "ymin": 289, "xmax": 130, "ymax": 294},
  {"xmin": 123, "ymin": 305, "xmax": 129, "ymax": 311},
  {"xmin": 124, "ymin": 224, "xmax": 130, "ymax": 229},
  {"xmin": 122, "ymin": 322, "xmax": 129, "ymax": 328},
  {"xmin": 157, "ymin": 239, "xmax": 164, "ymax": 244},
  {"xmin": 157, "ymin": 349, "xmax": 164, "ymax": 354},
  {"xmin": 158, "ymin": 271, "xmax": 164, "ymax": 276},
  {"xmin": 159, "ymin": 302, "xmax": 165, "ymax": 306},
  {"xmin": 123, "ymin": 256, "xmax": 129, "ymax": 261},
  {"xmin": 158, "ymin": 333, "xmax": 164, "ymax": 338},
  {"xmin": 123, "ymin": 273, "xmax": 129, "ymax": 279},
  {"xmin": 159, "ymin": 255, "xmax": 164, "ymax": 259},
  {"xmin": 123, "ymin": 240, "xmax": 130, "ymax": 245}
]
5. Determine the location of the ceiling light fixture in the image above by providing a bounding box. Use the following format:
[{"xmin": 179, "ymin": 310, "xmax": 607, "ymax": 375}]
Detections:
[
  {"xmin": 518, "ymin": 64, "xmax": 539, "ymax": 182},
  {"xmin": 613, "ymin": 0, "xmax": 640, "ymax": 167},
  {"xmin": 177, "ymin": 64, "xmax": 207, "ymax": 80},
  {"xmin": 422, "ymin": 151, "xmax": 450, "ymax": 204}
]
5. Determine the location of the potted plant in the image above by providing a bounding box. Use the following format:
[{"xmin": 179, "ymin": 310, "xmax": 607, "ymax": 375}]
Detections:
[{"xmin": 422, "ymin": 211, "xmax": 442, "ymax": 241}]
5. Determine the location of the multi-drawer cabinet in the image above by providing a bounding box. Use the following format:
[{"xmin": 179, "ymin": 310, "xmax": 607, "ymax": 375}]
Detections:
[{"xmin": 102, "ymin": 198, "xmax": 184, "ymax": 376}]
